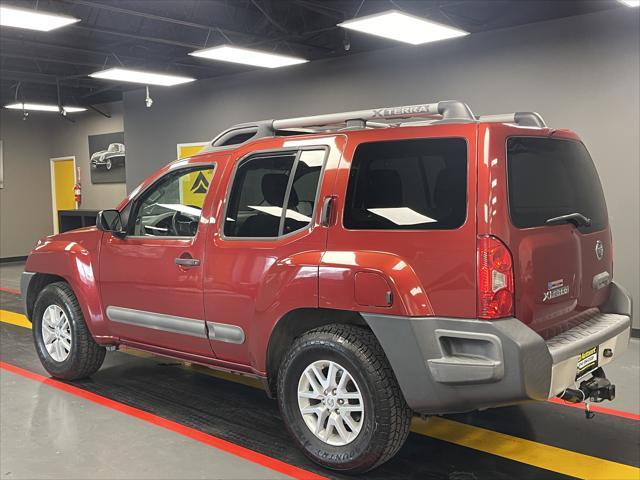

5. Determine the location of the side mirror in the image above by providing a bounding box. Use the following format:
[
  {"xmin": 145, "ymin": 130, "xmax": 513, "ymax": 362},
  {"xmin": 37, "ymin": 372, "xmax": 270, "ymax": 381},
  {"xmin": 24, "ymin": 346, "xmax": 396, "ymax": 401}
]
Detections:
[{"xmin": 96, "ymin": 209, "xmax": 126, "ymax": 238}]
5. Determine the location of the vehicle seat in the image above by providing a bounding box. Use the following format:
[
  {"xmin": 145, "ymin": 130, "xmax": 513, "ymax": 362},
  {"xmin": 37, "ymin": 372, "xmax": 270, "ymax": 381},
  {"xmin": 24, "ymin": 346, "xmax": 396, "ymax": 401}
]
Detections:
[
  {"xmin": 365, "ymin": 170, "xmax": 403, "ymax": 208},
  {"xmin": 238, "ymin": 173, "xmax": 297, "ymax": 237}
]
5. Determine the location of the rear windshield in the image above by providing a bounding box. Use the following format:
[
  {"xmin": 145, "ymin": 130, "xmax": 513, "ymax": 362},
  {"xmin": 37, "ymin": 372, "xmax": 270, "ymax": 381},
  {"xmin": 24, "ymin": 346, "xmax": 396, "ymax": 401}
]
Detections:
[
  {"xmin": 344, "ymin": 138, "xmax": 467, "ymax": 230},
  {"xmin": 507, "ymin": 137, "xmax": 607, "ymax": 233}
]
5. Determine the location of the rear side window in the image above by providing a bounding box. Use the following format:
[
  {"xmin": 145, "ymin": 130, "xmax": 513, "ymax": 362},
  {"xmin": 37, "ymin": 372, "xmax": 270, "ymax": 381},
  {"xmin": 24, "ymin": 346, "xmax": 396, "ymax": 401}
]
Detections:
[
  {"xmin": 224, "ymin": 149, "xmax": 325, "ymax": 238},
  {"xmin": 344, "ymin": 138, "xmax": 467, "ymax": 230},
  {"xmin": 507, "ymin": 137, "xmax": 607, "ymax": 233}
]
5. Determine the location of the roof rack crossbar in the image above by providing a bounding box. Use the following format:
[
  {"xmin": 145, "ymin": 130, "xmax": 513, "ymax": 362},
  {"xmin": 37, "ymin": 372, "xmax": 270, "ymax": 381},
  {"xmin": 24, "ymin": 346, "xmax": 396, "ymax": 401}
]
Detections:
[
  {"xmin": 478, "ymin": 112, "xmax": 546, "ymax": 128},
  {"xmin": 272, "ymin": 100, "xmax": 474, "ymax": 130}
]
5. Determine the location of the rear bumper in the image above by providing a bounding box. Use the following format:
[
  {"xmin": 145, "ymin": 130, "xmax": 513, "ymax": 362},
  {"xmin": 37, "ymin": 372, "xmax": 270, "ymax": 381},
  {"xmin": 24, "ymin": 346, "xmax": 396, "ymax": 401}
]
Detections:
[{"xmin": 362, "ymin": 282, "xmax": 632, "ymax": 414}]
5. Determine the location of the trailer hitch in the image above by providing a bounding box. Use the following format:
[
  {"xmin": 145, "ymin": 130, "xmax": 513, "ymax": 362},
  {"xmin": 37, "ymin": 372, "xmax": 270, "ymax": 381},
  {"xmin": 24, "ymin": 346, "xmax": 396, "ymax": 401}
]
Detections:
[{"xmin": 557, "ymin": 368, "xmax": 615, "ymax": 419}]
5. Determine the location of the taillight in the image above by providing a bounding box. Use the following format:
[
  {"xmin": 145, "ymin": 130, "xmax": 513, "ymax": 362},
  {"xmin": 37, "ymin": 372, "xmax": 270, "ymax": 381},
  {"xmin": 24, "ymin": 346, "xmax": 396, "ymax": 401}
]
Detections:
[{"xmin": 477, "ymin": 235, "xmax": 514, "ymax": 319}]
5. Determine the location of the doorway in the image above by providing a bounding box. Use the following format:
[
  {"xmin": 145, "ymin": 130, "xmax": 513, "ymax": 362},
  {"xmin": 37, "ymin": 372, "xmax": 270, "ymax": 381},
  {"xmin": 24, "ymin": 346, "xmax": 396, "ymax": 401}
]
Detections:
[{"xmin": 50, "ymin": 156, "xmax": 77, "ymax": 234}]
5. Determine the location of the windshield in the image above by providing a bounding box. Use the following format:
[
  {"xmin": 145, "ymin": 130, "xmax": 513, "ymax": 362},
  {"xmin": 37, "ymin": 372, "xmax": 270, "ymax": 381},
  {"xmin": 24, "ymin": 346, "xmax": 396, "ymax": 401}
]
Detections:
[{"xmin": 506, "ymin": 137, "xmax": 607, "ymax": 233}]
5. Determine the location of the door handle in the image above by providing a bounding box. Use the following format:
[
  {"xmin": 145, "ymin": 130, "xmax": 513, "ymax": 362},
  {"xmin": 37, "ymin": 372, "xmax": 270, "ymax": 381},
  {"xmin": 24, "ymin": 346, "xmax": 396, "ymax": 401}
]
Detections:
[
  {"xmin": 175, "ymin": 257, "xmax": 201, "ymax": 267},
  {"xmin": 321, "ymin": 196, "xmax": 335, "ymax": 227}
]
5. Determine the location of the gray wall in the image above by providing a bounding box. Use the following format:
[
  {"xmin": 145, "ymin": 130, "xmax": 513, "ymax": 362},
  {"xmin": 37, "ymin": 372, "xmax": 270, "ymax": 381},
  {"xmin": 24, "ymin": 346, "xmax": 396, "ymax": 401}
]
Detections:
[
  {"xmin": 0, "ymin": 102, "xmax": 126, "ymax": 257},
  {"xmin": 124, "ymin": 8, "xmax": 639, "ymax": 327},
  {"xmin": 49, "ymin": 102, "xmax": 127, "ymax": 210},
  {"xmin": 0, "ymin": 112, "xmax": 54, "ymax": 258}
]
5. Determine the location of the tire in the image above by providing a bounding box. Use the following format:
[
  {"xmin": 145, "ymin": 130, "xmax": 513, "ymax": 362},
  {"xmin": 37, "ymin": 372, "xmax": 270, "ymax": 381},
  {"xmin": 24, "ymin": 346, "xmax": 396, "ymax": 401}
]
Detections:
[
  {"xmin": 105, "ymin": 159, "xmax": 112, "ymax": 170},
  {"xmin": 277, "ymin": 324, "xmax": 412, "ymax": 473},
  {"xmin": 32, "ymin": 282, "xmax": 106, "ymax": 380}
]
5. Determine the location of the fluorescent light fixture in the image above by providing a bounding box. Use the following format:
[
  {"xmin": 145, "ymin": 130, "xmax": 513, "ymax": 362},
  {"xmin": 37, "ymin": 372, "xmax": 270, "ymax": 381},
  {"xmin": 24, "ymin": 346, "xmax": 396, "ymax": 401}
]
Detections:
[
  {"xmin": 189, "ymin": 45, "xmax": 308, "ymax": 68},
  {"xmin": 89, "ymin": 68, "xmax": 195, "ymax": 86},
  {"xmin": 4, "ymin": 103, "xmax": 86, "ymax": 113},
  {"xmin": 339, "ymin": 10, "xmax": 469, "ymax": 45},
  {"xmin": 0, "ymin": 5, "xmax": 80, "ymax": 31},
  {"xmin": 617, "ymin": 0, "xmax": 639, "ymax": 6}
]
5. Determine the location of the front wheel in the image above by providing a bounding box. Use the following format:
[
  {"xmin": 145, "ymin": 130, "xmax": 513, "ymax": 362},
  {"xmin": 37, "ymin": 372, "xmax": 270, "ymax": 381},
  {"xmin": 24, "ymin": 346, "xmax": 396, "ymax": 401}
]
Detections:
[
  {"xmin": 32, "ymin": 282, "xmax": 106, "ymax": 380},
  {"xmin": 277, "ymin": 324, "xmax": 412, "ymax": 473}
]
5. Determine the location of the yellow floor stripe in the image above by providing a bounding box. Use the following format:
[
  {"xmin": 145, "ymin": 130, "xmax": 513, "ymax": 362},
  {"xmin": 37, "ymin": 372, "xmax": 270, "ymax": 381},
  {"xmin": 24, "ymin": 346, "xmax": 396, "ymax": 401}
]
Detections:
[
  {"xmin": 412, "ymin": 416, "xmax": 639, "ymax": 480},
  {"xmin": 0, "ymin": 309, "xmax": 32, "ymax": 329},
  {"xmin": 2, "ymin": 309, "xmax": 638, "ymax": 479}
]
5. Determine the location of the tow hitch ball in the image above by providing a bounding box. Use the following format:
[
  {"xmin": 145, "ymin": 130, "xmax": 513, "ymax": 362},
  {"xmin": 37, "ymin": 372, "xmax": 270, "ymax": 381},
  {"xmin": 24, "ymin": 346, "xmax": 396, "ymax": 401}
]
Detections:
[{"xmin": 557, "ymin": 368, "xmax": 616, "ymax": 419}]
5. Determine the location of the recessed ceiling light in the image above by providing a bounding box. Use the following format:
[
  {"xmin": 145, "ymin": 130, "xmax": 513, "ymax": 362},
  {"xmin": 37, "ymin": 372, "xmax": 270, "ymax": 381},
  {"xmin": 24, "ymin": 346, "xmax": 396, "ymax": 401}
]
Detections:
[
  {"xmin": 617, "ymin": 0, "xmax": 639, "ymax": 6},
  {"xmin": 4, "ymin": 103, "xmax": 86, "ymax": 113},
  {"xmin": 189, "ymin": 45, "xmax": 308, "ymax": 68},
  {"xmin": 89, "ymin": 68, "xmax": 195, "ymax": 86},
  {"xmin": 0, "ymin": 5, "xmax": 80, "ymax": 31},
  {"xmin": 339, "ymin": 10, "xmax": 469, "ymax": 45}
]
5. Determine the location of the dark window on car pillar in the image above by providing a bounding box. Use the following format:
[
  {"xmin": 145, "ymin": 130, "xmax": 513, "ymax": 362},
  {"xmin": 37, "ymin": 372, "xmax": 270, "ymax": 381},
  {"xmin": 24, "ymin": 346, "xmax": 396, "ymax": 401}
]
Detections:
[
  {"xmin": 344, "ymin": 138, "xmax": 468, "ymax": 230},
  {"xmin": 224, "ymin": 149, "xmax": 325, "ymax": 238}
]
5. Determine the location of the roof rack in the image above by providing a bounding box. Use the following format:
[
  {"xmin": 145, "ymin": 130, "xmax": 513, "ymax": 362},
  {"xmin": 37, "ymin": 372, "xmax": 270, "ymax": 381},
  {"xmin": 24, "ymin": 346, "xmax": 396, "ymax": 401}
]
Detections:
[
  {"xmin": 200, "ymin": 101, "xmax": 547, "ymax": 153},
  {"xmin": 478, "ymin": 112, "xmax": 546, "ymax": 128}
]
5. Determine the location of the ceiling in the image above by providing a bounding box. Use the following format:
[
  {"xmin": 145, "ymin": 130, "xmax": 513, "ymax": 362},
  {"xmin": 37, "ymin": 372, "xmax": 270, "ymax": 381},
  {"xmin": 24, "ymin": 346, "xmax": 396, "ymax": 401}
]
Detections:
[{"xmin": 0, "ymin": 0, "xmax": 624, "ymax": 107}]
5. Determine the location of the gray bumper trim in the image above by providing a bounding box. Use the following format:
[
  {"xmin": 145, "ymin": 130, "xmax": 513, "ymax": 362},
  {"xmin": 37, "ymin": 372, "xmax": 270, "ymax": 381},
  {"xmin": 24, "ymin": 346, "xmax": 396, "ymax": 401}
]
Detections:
[
  {"xmin": 106, "ymin": 306, "xmax": 206, "ymax": 338},
  {"xmin": 362, "ymin": 314, "xmax": 552, "ymax": 414},
  {"xmin": 362, "ymin": 284, "xmax": 632, "ymax": 414},
  {"xmin": 20, "ymin": 272, "xmax": 36, "ymax": 319},
  {"xmin": 545, "ymin": 310, "xmax": 630, "ymax": 363}
]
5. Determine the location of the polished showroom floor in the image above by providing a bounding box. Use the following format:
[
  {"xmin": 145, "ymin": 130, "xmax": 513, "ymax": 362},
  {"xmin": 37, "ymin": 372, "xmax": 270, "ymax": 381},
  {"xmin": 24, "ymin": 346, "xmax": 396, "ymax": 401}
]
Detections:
[{"xmin": 1, "ymin": 261, "xmax": 639, "ymax": 480}]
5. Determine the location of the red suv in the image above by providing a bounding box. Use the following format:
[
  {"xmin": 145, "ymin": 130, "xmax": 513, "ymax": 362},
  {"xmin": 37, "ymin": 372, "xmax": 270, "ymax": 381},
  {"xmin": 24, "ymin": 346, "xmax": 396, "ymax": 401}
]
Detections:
[{"xmin": 22, "ymin": 101, "xmax": 632, "ymax": 473}]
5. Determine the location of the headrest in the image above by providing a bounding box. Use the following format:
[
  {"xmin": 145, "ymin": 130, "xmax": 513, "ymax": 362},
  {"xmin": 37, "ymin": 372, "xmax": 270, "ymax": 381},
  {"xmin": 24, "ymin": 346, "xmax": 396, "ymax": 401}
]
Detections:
[
  {"xmin": 262, "ymin": 173, "xmax": 298, "ymax": 207},
  {"xmin": 365, "ymin": 169, "xmax": 403, "ymax": 208}
]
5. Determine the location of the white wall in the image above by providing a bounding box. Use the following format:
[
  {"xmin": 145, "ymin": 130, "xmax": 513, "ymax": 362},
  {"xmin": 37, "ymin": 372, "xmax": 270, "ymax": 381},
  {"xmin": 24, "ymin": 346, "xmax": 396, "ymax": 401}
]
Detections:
[{"xmin": 0, "ymin": 112, "xmax": 53, "ymax": 258}]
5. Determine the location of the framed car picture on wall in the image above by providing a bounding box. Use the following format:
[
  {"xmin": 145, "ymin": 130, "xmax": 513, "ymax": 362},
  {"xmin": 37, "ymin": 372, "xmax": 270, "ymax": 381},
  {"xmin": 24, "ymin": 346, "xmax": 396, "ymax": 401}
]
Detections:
[{"xmin": 89, "ymin": 132, "xmax": 125, "ymax": 184}]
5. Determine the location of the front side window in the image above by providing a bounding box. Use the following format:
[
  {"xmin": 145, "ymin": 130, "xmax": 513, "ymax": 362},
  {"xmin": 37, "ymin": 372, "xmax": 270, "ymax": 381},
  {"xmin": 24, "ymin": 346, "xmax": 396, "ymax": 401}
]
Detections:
[
  {"xmin": 344, "ymin": 138, "xmax": 467, "ymax": 230},
  {"xmin": 224, "ymin": 149, "xmax": 325, "ymax": 238},
  {"xmin": 129, "ymin": 166, "xmax": 214, "ymax": 237}
]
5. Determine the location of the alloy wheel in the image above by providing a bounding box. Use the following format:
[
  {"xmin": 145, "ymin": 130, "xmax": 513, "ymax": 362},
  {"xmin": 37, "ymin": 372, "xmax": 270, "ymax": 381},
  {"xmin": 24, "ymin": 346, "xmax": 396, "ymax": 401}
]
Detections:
[
  {"xmin": 297, "ymin": 359, "xmax": 365, "ymax": 446},
  {"xmin": 42, "ymin": 305, "xmax": 72, "ymax": 362}
]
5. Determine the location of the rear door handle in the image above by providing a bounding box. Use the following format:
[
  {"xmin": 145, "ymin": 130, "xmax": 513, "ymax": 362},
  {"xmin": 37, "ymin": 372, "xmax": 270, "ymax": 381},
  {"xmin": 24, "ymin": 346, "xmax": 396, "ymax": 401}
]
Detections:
[
  {"xmin": 321, "ymin": 196, "xmax": 335, "ymax": 227},
  {"xmin": 175, "ymin": 257, "xmax": 201, "ymax": 267}
]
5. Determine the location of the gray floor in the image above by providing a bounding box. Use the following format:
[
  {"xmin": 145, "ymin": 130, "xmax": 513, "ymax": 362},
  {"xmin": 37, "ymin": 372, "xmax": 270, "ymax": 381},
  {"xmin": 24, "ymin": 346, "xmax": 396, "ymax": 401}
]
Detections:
[
  {"xmin": 0, "ymin": 370, "xmax": 290, "ymax": 480},
  {"xmin": 0, "ymin": 262, "xmax": 23, "ymax": 291}
]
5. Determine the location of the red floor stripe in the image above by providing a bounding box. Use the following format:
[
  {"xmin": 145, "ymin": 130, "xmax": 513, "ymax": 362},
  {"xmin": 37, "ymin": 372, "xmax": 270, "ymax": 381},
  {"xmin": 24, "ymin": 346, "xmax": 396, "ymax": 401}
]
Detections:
[
  {"xmin": 0, "ymin": 361, "xmax": 328, "ymax": 480},
  {"xmin": 0, "ymin": 287, "xmax": 21, "ymax": 295},
  {"xmin": 547, "ymin": 397, "xmax": 640, "ymax": 421}
]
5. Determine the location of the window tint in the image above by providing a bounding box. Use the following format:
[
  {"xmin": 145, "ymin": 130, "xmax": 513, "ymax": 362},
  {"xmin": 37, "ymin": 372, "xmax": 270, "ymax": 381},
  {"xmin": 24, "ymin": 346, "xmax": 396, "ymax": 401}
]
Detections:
[
  {"xmin": 130, "ymin": 166, "xmax": 214, "ymax": 237},
  {"xmin": 507, "ymin": 137, "xmax": 607, "ymax": 232},
  {"xmin": 283, "ymin": 150, "xmax": 324, "ymax": 234},
  {"xmin": 344, "ymin": 138, "xmax": 467, "ymax": 230},
  {"xmin": 224, "ymin": 150, "xmax": 325, "ymax": 238}
]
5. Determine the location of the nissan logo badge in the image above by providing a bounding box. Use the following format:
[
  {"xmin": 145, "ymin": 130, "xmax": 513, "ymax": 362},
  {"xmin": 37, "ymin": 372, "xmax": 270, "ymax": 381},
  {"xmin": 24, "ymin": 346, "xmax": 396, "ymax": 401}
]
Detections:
[{"xmin": 595, "ymin": 240, "xmax": 604, "ymax": 260}]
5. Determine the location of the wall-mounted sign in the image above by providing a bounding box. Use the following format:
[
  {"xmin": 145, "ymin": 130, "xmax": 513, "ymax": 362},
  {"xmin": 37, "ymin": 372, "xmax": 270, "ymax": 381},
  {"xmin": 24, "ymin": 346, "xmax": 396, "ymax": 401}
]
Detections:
[{"xmin": 89, "ymin": 132, "xmax": 126, "ymax": 184}]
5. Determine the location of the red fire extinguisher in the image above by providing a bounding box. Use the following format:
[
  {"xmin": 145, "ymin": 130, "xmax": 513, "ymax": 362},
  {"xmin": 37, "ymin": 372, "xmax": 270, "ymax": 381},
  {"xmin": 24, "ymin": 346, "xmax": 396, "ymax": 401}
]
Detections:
[{"xmin": 74, "ymin": 167, "xmax": 82, "ymax": 205}]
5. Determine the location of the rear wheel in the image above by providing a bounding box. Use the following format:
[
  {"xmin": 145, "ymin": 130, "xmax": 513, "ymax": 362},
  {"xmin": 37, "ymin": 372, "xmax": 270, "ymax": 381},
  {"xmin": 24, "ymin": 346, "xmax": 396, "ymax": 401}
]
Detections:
[
  {"xmin": 277, "ymin": 324, "xmax": 412, "ymax": 473},
  {"xmin": 33, "ymin": 282, "xmax": 106, "ymax": 380}
]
